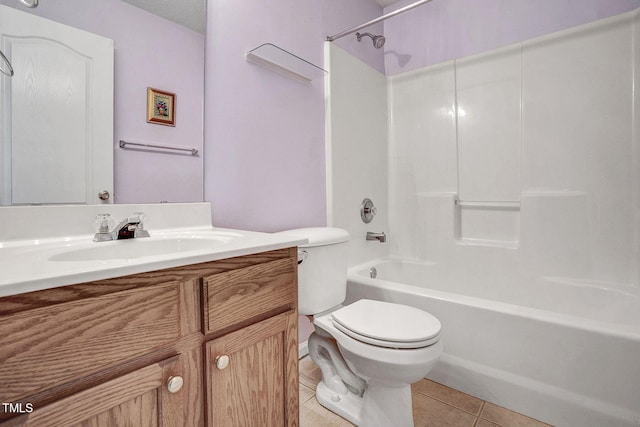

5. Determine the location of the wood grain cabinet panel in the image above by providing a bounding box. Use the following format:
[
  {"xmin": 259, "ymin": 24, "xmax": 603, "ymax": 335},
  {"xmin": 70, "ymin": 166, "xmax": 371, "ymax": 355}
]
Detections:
[
  {"xmin": 1, "ymin": 356, "xmax": 183, "ymax": 427},
  {"xmin": 0, "ymin": 282, "xmax": 180, "ymax": 403},
  {"xmin": 205, "ymin": 310, "xmax": 299, "ymax": 427},
  {"xmin": 0, "ymin": 248, "xmax": 298, "ymax": 426},
  {"xmin": 202, "ymin": 256, "xmax": 296, "ymax": 335}
]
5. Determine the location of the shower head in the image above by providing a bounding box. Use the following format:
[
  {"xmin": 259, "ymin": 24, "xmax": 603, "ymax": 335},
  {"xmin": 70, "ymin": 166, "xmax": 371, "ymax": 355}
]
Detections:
[{"xmin": 356, "ymin": 32, "xmax": 386, "ymax": 49}]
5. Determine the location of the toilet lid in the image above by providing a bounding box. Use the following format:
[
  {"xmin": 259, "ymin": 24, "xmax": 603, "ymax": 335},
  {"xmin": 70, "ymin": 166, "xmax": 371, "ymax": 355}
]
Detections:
[{"xmin": 331, "ymin": 299, "xmax": 441, "ymax": 349}]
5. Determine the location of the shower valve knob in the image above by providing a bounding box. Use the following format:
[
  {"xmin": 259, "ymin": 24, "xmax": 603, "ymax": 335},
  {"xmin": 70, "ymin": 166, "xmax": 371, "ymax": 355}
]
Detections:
[{"xmin": 361, "ymin": 198, "xmax": 377, "ymax": 223}]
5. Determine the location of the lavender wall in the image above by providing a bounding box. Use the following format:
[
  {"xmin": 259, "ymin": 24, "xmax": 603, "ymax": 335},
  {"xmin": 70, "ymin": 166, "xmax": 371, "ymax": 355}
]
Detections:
[
  {"xmin": 204, "ymin": 0, "xmax": 385, "ymax": 347},
  {"xmin": 383, "ymin": 0, "xmax": 640, "ymax": 75},
  {"xmin": 204, "ymin": 0, "xmax": 640, "ymax": 232},
  {"xmin": 204, "ymin": 0, "xmax": 383, "ymax": 233},
  {"xmin": 0, "ymin": 0, "xmax": 205, "ymax": 203}
]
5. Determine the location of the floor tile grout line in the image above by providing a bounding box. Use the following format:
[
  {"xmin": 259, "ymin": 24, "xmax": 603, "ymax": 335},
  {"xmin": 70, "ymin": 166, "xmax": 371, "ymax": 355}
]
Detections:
[
  {"xmin": 299, "ymin": 384, "xmax": 316, "ymax": 405},
  {"xmin": 478, "ymin": 400, "xmax": 486, "ymax": 417},
  {"xmin": 412, "ymin": 387, "xmax": 486, "ymax": 417}
]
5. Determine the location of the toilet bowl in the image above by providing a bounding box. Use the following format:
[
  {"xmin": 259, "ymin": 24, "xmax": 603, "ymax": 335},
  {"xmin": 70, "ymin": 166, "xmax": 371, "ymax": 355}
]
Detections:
[
  {"xmin": 278, "ymin": 227, "xmax": 443, "ymax": 427},
  {"xmin": 311, "ymin": 299, "xmax": 442, "ymax": 426}
]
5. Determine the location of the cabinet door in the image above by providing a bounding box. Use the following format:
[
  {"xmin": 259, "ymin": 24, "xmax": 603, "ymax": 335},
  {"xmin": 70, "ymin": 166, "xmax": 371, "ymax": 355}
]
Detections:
[
  {"xmin": 205, "ymin": 310, "xmax": 298, "ymax": 427},
  {"xmin": 0, "ymin": 281, "xmax": 181, "ymax": 405},
  {"xmin": 1, "ymin": 357, "xmax": 185, "ymax": 427}
]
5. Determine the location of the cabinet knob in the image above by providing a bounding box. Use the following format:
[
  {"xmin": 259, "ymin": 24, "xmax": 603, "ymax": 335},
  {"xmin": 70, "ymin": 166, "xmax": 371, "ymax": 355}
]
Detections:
[
  {"xmin": 215, "ymin": 355, "xmax": 230, "ymax": 370},
  {"xmin": 167, "ymin": 376, "xmax": 184, "ymax": 393}
]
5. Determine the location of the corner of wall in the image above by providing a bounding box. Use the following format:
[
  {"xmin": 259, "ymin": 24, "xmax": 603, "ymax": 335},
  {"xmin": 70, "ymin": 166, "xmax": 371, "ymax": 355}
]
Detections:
[{"xmin": 325, "ymin": 43, "xmax": 390, "ymax": 266}]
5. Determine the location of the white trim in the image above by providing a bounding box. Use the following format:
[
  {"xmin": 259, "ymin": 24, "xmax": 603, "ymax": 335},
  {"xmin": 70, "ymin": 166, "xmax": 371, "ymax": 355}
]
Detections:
[
  {"xmin": 299, "ymin": 340, "xmax": 309, "ymax": 359},
  {"xmin": 324, "ymin": 41, "xmax": 334, "ymax": 226}
]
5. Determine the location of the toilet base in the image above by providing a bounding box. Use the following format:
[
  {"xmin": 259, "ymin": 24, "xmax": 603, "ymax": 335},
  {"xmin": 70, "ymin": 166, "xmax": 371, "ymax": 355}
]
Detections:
[
  {"xmin": 360, "ymin": 381, "xmax": 414, "ymax": 427},
  {"xmin": 316, "ymin": 380, "xmax": 415, "ymax": 427},
  {"xmin": 316, "ymin": 381, "xmax": 362, "ymax": 425}
]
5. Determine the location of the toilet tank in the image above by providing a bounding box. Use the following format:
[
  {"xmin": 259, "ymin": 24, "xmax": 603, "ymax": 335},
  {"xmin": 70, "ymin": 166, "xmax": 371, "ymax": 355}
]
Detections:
[{"xmin": 278, "ymin": 227, "xmax": 349, "ymax": 315}]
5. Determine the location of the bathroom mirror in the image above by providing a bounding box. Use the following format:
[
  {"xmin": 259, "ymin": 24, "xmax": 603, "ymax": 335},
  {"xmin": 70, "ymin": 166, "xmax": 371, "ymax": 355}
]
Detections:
[{"xmin": 0, "ymin": 0, "xmax": 205, "ymax": 205}]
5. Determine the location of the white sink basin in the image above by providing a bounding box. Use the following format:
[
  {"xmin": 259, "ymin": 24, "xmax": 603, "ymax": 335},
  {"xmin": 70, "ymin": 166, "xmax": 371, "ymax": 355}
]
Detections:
[
  {"xmin": 49, "ymin": 234, "xmax": 236, "ymax": 262},
  {"xmin": 0, "ymin": 203, "xmax": 308, "ymax": 299}
]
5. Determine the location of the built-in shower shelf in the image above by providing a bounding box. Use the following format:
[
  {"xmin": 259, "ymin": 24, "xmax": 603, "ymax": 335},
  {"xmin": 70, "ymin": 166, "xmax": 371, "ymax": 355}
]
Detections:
[
  {"xmin": 455, "ymin": 199, "xmax": 521, "ymax": 209},
  {"xmin": 454, "ymin": 196, "xmax": 521, "ymax": 249},
  {"xmin": 246, "ymin": 43, "xmax": 326, "ymax": 83}
]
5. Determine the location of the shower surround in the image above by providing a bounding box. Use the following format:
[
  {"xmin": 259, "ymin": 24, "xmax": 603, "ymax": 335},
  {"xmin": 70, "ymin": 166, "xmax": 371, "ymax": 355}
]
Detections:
[{"xmin": 326, "ymin": 8, "xmax": 640, "ymax": 427}]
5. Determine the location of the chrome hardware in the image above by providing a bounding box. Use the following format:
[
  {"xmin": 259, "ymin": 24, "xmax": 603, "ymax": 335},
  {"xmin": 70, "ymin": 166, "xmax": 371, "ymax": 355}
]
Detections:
[
  {"xmin": 113, "ymin": 212, "xmax": 150, "ymax": 240},
  {"xmin": 98, "ymin": 190, "xmax": 110, "ymax": 201},
  {"xmin": 366, "ymin": 231, "xmax": 386, "ymax": 243},
  {"xmin": 297, "ymin": 250, "xmax": 308, "ymax": 265},
  {"xmin": 327, "ymin": 0, "xmax": 433, "ymax": 42},
  {"xmin": 215, "ymin": 355, "xmax": 230, "ymax": 370},
  {"xmin": 0, "ymin": 50, "xmax": 14, "ymax": 77},
  {"xmin": 361, "ymin": 198, "xmax": 377, "ymax": 224},
  {"xmin": 356, "ymin": 32, "xmax": 386, "ymax": 49},
  {"xmin": 167, "ymin": 376, "xmax": 184, "ymax": 393},
  {"xmin": 93, "ymin": 214, "xmax": 114, "ymax": 242},
  {"xmin": 119, "ymin": 139, "xmax": 198, "ymax": 156},
  {"xmin": 19, "ymin": 0, "xmax": 39, "ymax": 8},
  {"xmin": 93, "ymin": 212, "xmax": 150, "ymax": 241},
  {"xmin": 370, "ymin": 267, "xmax": 377, "ymax": 278}
]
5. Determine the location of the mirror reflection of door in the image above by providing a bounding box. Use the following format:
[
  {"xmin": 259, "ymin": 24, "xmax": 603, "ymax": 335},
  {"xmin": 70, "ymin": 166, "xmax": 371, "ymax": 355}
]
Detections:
[{"xmin": 0, "ymin": 4, "xmax": 113, "ymax": 205}]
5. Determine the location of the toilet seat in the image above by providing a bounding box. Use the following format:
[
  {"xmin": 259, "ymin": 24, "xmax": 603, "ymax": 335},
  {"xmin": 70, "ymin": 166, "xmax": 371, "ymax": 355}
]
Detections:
[{"xmin": 330, "ymin": 299, "xmax": 441, "ymax": 349}]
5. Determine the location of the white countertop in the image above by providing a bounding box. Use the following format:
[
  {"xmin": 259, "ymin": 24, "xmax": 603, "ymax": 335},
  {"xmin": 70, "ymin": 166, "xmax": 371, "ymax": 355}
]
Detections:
[
  {"xmin": 0, "ymin": 203, "xmax": 306, "ymax": 298},
  {"xmin": 0, "ymin": 226, "xmax": 305, "ymax": 298}
]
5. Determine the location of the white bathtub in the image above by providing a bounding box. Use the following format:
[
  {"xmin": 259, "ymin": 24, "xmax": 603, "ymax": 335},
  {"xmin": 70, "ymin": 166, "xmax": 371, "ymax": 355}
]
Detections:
[{"xmin": 345, "ymin": 258, "xmax": 640, "ymax": 427}]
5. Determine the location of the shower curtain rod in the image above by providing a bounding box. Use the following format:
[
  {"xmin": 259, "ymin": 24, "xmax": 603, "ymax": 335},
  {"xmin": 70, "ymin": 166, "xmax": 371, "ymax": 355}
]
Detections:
[{"xmin": 326, "ymin": 0, "xmax": 434, "ymax": 42}]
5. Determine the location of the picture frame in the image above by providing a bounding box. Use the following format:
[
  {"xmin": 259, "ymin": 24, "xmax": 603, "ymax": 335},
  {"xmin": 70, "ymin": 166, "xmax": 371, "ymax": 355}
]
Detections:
[{"xmin": 146, "ymin": 87, "xmax": 176, "ymax": 126}]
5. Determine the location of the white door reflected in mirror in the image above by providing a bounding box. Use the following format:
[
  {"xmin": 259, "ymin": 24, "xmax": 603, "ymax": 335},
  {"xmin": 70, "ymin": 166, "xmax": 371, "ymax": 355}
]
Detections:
[{"xmin": 0, "ymin": 4, "xmax": 113, "ymax": 205}]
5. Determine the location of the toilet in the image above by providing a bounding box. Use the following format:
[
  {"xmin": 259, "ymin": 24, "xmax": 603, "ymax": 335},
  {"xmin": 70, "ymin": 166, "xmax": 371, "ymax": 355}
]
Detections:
[{"xmin": 280, "ymin": 227, "xmax": 442, "ymax": 427}]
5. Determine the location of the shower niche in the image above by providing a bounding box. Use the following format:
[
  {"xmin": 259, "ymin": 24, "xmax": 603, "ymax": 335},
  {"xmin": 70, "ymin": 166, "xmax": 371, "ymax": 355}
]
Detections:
[{"xmin": 454, "ymin": 199, "xmax": 520, "ymax": 249}]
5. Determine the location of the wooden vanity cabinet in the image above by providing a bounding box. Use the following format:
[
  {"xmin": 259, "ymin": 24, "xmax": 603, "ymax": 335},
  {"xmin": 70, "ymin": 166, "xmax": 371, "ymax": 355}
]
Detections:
[
  {"xmin": 201, "ymin": 250, "xmax": 299, "ymax": 427},
  {"xmin": 0, "ymin": 247, "xmax": 299, "ymax": 427}
]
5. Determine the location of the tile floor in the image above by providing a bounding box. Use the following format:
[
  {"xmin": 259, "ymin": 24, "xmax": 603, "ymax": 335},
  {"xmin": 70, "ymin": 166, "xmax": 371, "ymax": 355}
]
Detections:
[{"xmin": 299, "ymin": 357, "xmax": 552, "ymax": 427}]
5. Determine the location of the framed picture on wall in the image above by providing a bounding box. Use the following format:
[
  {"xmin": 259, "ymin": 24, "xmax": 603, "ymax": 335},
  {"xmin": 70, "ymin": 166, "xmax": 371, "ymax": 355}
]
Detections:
[{"xmin": 146, "ymin": 87, "xmax": 176, "ymax": 126}]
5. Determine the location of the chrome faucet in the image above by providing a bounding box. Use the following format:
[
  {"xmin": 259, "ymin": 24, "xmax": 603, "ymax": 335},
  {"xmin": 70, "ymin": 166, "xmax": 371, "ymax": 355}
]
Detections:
[
  {"xmin": 366, "ymin": 231, "xmax": 386, "ymax": 243},
  {"xmin": 113, "ymin": 213, "xmax": 150, "ymax": 240},
  {"xmin": 93, "ymin": 212, "xmax": 150, "ymax": 242}
]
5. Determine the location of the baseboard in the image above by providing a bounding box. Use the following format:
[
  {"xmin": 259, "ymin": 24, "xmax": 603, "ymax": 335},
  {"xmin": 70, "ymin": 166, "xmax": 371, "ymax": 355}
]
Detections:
[
  {"xmin": 429, "ymin": 354, "xmax": 639, "ymax": 427},
  {"xmin": 299, "ymin": 340, "xmax": 309, "ymax": 359}
]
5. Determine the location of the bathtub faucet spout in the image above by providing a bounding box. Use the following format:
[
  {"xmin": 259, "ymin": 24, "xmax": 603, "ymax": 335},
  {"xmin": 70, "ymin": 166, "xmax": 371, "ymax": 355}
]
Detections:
[{"xmin": 366, "ymin": 231, "xmax": 386, "ymax": 243}]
